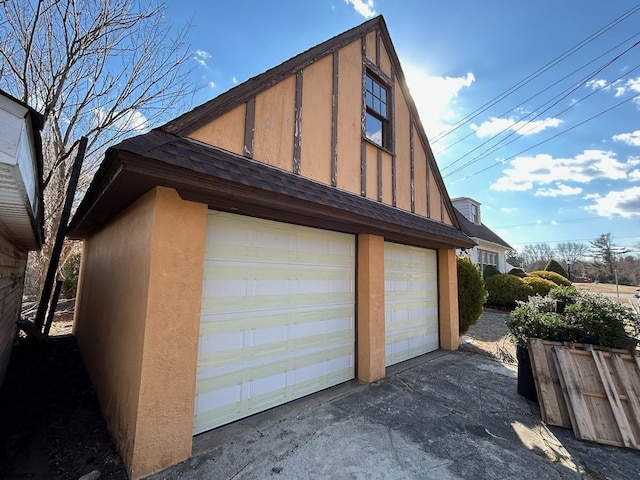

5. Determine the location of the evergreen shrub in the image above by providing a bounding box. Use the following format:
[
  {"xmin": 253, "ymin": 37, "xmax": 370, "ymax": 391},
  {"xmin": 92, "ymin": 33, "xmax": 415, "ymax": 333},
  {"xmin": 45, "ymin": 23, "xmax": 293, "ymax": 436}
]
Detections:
[
  {"xmin": 529, "ymin": 270, "xmax": 572, "ymax": 287},
  {"xmin": 544, "ymin": 259, "xmax": 568, "ymax": 279},
  {"xmin": 482, "ymin": 264, "xmax": 500, "ymax": 280},
  {"xmin": 485, "ymin": 274, "xmax": 533, "ymax": 308},
  {"xmin": 522, "ymin": 276, "xmax": 556, "ymax": 297},
  {"xmin": 457, "ymin": 256, "xmax": 487, "ymax": 335}
]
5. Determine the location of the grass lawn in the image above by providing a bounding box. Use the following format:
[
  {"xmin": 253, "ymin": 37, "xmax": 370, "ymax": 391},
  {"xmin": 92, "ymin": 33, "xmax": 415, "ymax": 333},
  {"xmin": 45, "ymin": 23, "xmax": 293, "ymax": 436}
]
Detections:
[{"xmin": 574, "ymin": 283, "xmax": 639, "ymax": 295}]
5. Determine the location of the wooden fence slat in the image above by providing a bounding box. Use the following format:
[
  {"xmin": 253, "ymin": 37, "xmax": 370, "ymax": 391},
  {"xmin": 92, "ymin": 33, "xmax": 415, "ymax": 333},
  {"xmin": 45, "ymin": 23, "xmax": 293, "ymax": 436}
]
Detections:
[
  {"xmin": 553, "ymin": 346, "xmax": 597, "ymax": 442},
  {"xmin": 611, "ymin": 353, "xmax": 640, "ymax": 442},
  {"xmin": 528, "ymin": 338, "xmax": 570, "ymax": 427},
  {"xmin": 591, "ymin": 349, "xmax": 637, "ymax": 449}
]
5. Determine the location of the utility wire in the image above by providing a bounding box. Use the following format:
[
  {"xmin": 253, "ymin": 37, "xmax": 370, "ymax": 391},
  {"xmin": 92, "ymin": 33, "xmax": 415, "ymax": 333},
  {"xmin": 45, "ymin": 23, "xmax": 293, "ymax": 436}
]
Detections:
[
  {"xmin": 430, "ymin": 3, "xmax": 640, "ymax": 144},
  {"xmin": 439, "ymin": 31, "xmax": 640, "ymax": 172},
  {"xmin": 444, "ymin": 44, "xmax": 640, "ymax": 178},
  {"xmin": 449, "ymin": 91, "xmax": 640, "ymax": 184}
]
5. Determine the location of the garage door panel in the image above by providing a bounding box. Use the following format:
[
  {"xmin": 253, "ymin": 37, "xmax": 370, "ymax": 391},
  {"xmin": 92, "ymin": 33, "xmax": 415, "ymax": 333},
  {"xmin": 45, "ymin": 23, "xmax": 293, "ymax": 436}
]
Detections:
[
  {"xmin": 384, "ymin": 242, "xmax": 439, "ymax": 367},
  {"xmin": 195, "ymin": 212, "xmax": 355, "ymax": 434}
]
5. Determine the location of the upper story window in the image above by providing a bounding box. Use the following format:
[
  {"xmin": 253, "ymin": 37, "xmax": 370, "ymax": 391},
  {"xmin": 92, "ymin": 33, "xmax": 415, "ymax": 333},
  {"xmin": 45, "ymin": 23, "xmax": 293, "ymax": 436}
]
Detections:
[
  {"xmin": 470, "ymin": 203, "xmax": 479, "ymax": 224},
  {"xmin": 365, "ymin": 73, "xmax": 390, "ymax": 148}
]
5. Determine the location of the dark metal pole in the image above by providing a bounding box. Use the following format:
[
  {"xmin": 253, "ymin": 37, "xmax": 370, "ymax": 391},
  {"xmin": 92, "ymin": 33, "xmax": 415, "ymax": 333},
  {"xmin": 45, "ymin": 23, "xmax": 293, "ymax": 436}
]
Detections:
[
  {"xmin": 34, "ymin": 136, "xmax": 87, "ymax": 331},
  {"xmin": 43, "ymin": 278, "xmax": 64, "ymax": 337}
]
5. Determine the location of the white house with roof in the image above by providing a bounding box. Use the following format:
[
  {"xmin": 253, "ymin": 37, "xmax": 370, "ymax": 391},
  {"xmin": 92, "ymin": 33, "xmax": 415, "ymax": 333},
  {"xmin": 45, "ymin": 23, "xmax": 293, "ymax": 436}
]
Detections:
[{"xmin": 452, "ymin": 197, "xmax": 513, "ymax": 274}]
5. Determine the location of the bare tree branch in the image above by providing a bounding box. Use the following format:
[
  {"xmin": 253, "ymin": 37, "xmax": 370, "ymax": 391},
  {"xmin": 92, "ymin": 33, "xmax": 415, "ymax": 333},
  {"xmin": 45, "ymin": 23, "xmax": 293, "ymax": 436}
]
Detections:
[{"xmin": 0, "ymin": 0, "xmax": 197, "ymax": 295}]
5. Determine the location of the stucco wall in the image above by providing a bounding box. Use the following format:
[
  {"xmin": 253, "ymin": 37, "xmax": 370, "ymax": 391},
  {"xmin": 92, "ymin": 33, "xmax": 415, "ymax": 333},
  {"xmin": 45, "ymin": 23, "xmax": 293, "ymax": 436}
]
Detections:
[
  {"xmin": 74, "ymin": 187, "xmax": 207, "ymax": 479},
  {"xmin": 437, "ymin": 248, "xmax": 460, "ymax": 351},
  {"xmin": 0, "ymin": 229, "xmax": 27, "ymax": 387}
]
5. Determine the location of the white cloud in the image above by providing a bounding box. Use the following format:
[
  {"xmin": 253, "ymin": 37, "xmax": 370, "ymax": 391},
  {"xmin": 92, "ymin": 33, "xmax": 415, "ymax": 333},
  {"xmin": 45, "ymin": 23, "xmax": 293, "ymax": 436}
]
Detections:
[
  {"xmin": 193, "ymin": 49, "xmax": 211, "ymax": 67},
  {"xmin": 470, "ymin": 116, "xmax": 562, "ymax": 138},
  {"xmin": 344, "ymin": 0, "xmax": 376, "ymax": 18},
  {"xmin": 500, "ymin": 207, "xmax": 517, "ymax": 213},
  {"xmin": 613, "ymin": 130, "xmax": 640, "ymax": 146},
  {"xmin": 490, "ymin": 150, "xmax": 629, "ymax": 192},
  {"xmin": 535, "ymin": 183, "xmax": 583, "ymax": 197},
  {"xmin": 93, "ymin": 108, "xmax": 148, "ymax": 134},
  {"xmin": 629, "ymin": 170, "xmax": 640, "ymax": 181},
  {"xmin": 208, "ymin": 81, "xmax": 216, "ymax": 88},
  {"xmin": 586, "ymin": 79, "xmax": 607, "ymax": 90},
  {"xmin": 232, "ymin": 76, "xmax": 238, "ymax": 84},
  {"xmin": 402, "ymin": 63, "xmax": 475, "ymax": 139},
  {"xmin": 585, "ymin": 186, "xmax": 640, "ymax": 218}
]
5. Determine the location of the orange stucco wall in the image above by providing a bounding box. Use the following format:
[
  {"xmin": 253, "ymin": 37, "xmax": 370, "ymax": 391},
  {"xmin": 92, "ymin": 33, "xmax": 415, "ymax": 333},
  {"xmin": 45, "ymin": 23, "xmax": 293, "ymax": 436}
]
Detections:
[
  {"xmin": 336, "ymin": 40, "xmax": 362, "ymax": 195},
  {"xmin": 74, "ymin": 187, "xmax": 207, "ymax": 479},
  {"xmin": 437, "ymin": 248, "xmax": 459, "ymax": 351},
  {"xmin": 357, "ymin": 234, "xmax": 386, "ymax": 382},
  {"xmin": 300, "ymin": 55, "xmax": 333, "ymax": 184},
  {"xmin": 189, "ymin": 103, "xmax": 246, "ymax": 156},
  {"xmin": 253, "ymin": 75, "xmax": 296, "ymax": 170}
]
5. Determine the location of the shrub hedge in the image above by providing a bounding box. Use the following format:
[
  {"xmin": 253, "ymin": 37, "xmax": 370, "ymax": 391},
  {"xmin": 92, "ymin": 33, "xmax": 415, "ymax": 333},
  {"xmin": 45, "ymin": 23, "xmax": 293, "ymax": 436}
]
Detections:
[
  {"xmin": 482, "ymin": 264, "xmax": 501, "ymax": 280},
  {"xmin": 522, "ymin": 276, "xmax": 557, "ymax": 297},
  {"xmin": 544, "ymin": 259, "xmax": 568, "ymax": 279},
  {"xmin": 457, "ymin": 256, "xmax": 487, "ymax": 335},
  {"xmin": 508, "ymin": 268, "xmax": 527, "ymax": 278},
  {"xmin": 485, "ymin": 274, "xmax": 532, "ymax": 308},
  {"xmin": 529, "ymin": 270, "xmax": 572, "ymax": 287}
]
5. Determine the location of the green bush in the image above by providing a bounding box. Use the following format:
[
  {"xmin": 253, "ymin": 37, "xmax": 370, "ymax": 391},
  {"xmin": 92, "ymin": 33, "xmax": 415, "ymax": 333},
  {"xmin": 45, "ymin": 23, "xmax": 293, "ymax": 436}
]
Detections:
[
  {"xmin": 457, "ymin": 256, "xmax": 487, "ymax": 335},
  {"xmin": 544, "ymin": 259, "xmax": 568, "ymax": 279},
  {"xmin": 522, "ymin": 276, "xmax": 556, "ymax": 297},
  {"xmin": 507, "ymin": 296, "xmax": 577, "ymax": 347},
  {"xmin": 482, "ymin": 264, "xmax": 501, "ymax": 280},
  {"xmin": 506, "ymin": 289, "xmax": 640, "ymax": 348},
  {"xmin": 529, "ymin": 270, "xmax": 572, "ymax": 287},
  {"xmin": 485, "ymin": 274, "xmax": 533, "ymax": 308},
  {"xmin": 564, "ymin": 294, "xmax": 636, "ymax": 348},
  {"xmin": 508, "ymin": 268, "xmax": 527, "ymax": 278},
  {"xmin": 60, "ymin": 250, "xmax": 81, "ymax": 298},
  {"xmin": 548, "ymin": 285, "xmax": 579, "ymax": 304}
]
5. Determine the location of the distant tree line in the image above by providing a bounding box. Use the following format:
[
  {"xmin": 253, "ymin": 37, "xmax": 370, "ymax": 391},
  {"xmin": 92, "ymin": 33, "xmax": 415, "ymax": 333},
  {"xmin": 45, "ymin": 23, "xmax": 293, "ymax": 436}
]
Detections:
[{"xmin": 506, "ymin": 233, "xmax": 640, "ymax": 286}]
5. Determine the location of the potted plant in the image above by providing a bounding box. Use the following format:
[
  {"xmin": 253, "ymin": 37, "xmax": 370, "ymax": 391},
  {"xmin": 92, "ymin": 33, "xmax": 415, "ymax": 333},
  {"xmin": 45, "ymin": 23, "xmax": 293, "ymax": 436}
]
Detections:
[
  {"xmin": 506, "ymin": 286, "xmax": 640, "ymax": 402},
  {"xmin": 506, "ymin": 295, "xmax": 577, "ymax": 401}
]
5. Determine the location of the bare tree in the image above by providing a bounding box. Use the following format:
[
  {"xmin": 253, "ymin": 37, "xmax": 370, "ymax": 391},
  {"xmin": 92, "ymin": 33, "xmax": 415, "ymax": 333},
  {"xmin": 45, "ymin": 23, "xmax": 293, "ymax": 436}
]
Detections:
[
  {"xmin": 521, "ymin": 243, "xmax": 555, "ymax": 271},
  {"xmin": 0, "ymin": 0, "xmax": 195, "ymax": 295},
  {"xmin": 555, "ymin": 241, "xmax": 588, "ymax": 277}
]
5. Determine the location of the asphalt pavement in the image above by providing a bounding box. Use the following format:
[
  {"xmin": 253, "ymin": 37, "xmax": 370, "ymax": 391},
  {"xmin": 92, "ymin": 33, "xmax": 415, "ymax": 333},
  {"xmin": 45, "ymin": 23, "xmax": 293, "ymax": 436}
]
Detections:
[{"xmin": 148, "ymin": 350, "xmax": 640, "ymax": 480}]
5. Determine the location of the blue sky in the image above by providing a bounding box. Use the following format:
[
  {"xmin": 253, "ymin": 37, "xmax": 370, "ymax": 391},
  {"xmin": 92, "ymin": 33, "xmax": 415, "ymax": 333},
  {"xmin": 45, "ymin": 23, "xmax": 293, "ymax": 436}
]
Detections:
[{"xmin": 164, "ymin": 0, "xmax": 640, "ymax": 253}]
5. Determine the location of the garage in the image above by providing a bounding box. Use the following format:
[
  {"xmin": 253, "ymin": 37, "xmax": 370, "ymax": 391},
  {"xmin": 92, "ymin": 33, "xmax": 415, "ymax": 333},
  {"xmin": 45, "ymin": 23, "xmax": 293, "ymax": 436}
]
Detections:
[
  {"xmin": 384, "ymin": 242, "xmax": 439, "ymax": 366},
  {"xmin": 194, "ymin": 212, "xmax": 356, "ymax": 434}
]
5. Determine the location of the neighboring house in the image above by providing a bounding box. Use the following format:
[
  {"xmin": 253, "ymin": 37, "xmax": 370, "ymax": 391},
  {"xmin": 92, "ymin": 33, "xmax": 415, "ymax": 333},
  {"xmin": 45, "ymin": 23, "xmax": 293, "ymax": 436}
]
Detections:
[
  {"xmin": 452, "ymin": 197, "xmax": 513, "ymax": 273},
  {"xmin": 0, "ymin": 90, "xmax": 44, "ymax": 387},
  {"xmin": 67, "ymin": 16, "xmax": 474, "ymax": 479}
]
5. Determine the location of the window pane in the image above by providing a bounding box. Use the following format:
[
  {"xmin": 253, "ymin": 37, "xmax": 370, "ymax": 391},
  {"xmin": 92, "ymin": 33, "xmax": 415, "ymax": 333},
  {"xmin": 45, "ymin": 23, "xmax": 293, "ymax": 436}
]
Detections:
[
  {"xmin": 380, "ymin": 88, "xmax": 386, "ymax": 102},
  {"xmin": 366, "ymin": 92, "xmax": 373, "ymax": 108},
  {"xmin": 380, "ymin": 103, "xmax": 386, "ymax": 118},
  {"xmin": 366, "ymin": 113, "xmax": 383, "ymax": 146},
  {"xmin": 373, "ymin": 98, "xmax": 380, "ymax": 113},
  {"xmin": 366, "ymin": 76, "xmax": 373, "ymax": 92}
]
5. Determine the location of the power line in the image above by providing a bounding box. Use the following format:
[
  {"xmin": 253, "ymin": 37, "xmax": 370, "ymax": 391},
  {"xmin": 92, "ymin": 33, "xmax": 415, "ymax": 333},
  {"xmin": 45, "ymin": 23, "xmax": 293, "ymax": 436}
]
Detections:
[
  {"xmin": 509, "ymin": 233, "xmax": 640, "ymax": 246},
  {"xmin": 439, "ymin": 30, "xmax": 640, "ymax": 170},
  {"xmin": 441, "ymin": 39, "xmax": 640, "ymax": 176},
  {"xmin": 430, "ymin": 3, "xmax": 640, "ymax": 144},
  {"xmin": 450, "ymin": 91, "xmax": 640, "ymax": 184}
]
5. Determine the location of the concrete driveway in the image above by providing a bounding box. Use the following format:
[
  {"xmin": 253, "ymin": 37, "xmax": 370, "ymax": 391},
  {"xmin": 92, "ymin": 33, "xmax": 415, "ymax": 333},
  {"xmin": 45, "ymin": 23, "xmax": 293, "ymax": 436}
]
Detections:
[{"xmin": 149, "ymin": 351, "xmax": 640, "ymax": 480}]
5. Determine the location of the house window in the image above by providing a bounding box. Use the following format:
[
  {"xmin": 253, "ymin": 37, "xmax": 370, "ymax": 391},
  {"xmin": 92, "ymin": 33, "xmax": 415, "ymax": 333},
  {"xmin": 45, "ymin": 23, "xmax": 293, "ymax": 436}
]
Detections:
[
  {"xmin": 470, "ymin": 204, "xmax": 479, "ymax": 224},
  {"xmin": 478, "ymin": 249, "xmax": 498, "ymax": 274},
  {"xmin": 365, "ymin": 73, "xmax": 390, "ymax": 148}
]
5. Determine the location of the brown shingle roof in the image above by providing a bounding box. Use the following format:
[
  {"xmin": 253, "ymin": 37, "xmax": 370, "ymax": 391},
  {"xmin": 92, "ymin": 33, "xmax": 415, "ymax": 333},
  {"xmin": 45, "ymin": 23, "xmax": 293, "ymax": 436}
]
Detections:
[
  {"xmin": 454, "ymin": 209, "xmax": 512, "ymax": 250},
  {"xmin": 68, "ymin": 129, "xmax": 474, "ymax": 249}
]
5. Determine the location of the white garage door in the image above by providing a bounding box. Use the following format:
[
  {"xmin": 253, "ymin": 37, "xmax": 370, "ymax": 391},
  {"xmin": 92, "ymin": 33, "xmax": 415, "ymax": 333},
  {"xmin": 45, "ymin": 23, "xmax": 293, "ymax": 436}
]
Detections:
[
  {"xmin": 384, "ymin": 242, "xmax": 438, "ymax": 366},
  {"xmin": 194, "ymin": 212, "xmax": 356, "ymax": 434}
]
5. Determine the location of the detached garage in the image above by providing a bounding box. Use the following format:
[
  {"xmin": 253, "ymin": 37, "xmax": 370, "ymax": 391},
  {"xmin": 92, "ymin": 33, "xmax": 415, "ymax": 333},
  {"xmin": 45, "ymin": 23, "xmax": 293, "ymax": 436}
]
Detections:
[{"xmin": 67, "ymin": 16, "xmax": 475, "ymax": 479}]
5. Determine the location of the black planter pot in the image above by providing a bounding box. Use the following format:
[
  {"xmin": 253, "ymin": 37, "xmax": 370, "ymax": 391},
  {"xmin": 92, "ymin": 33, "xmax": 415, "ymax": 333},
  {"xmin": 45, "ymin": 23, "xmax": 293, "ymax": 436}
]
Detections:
[{"xmin": 516, "ymin": 344, "xmax": 538, "ymax": 402}]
